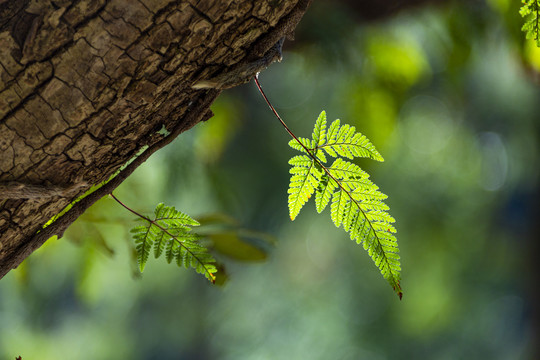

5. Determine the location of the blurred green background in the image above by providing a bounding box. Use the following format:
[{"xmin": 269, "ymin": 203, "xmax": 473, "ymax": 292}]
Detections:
[{"xmin": 1, "ymin": 1, "xmax": 539, "ymax": 359}]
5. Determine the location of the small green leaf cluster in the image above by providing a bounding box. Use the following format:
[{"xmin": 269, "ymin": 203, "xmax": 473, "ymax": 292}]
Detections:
[
  {"xmin": 521, "ymin": 0, "xmax": 540, "ymax": 47},
  {"xmin": 287, "ymin": 111, "xmax": 402, "ymax": 298},
  {"xmin": 130, "ymin": 203, "xmax": 217, "ymax": 282}
]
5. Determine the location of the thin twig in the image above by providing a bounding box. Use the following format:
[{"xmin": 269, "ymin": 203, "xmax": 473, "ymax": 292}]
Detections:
[{"xmin": 254, "ymin": 74, "xmax": 307, "ymax": 148}]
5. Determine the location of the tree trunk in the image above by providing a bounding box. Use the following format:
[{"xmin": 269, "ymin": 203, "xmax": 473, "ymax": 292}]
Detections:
[{"xmin": 0, "ymin": 0, "xmax": 312, "ymax": 279}]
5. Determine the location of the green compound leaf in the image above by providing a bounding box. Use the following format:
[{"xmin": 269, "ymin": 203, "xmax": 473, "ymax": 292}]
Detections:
[
  {"xmin": 312, "ymin": 110, "xmax": 327, "ymax": 147},
  {"xmin": 288, "ymin": 155, "xmax": 323, "ymax": 220},
  {"xmin": 322, "ymin": 119, "xmax": 384, "ymax": 161},
  {"xmin": 315, "ymin": 173, "xmax": 338, "ymax": 213},
  {"xmin": 130, "ymin": 203, "xmax": 217, "ymax": 283},
  {"xmin": 288, "ymin": 137, "xmax": 313, "ymax": 154},
  {"xmin": 521, "ymin": 0, "xmax": 540, "ymax": 47},
  {"xmin": 287, "ymin": 111, "xmax": 402, "ymax": 299}
]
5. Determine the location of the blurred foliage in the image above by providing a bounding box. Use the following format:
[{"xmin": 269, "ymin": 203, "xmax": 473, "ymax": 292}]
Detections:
[{"xmin": 1, "ymin": 1, "xmax": 539, "ymax": 359}]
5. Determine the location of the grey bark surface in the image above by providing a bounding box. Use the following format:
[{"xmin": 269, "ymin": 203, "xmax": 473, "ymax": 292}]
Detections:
[{"xmin": 0, "ymin": 0, "xmax": 312, "ymax": 279}]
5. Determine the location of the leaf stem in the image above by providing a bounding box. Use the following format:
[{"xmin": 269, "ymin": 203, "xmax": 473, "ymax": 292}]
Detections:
[
  {"xmin": 110, "ymin": 192, "xmax": 148, "ymax": 221},
  {"xmin": 254, "ymin": 75, "xmax": 314, "ymax": 156}
]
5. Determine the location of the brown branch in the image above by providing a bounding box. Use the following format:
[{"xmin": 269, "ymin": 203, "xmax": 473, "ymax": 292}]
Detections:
[
  {"xmin": 0, "ymin": 0, "xmax": 315, "ymax": 280},
  {"xmin": 0, "ymin": 90, "xmax": 220, "ymax": 279},
  {"xmin": 249, "ymin": 0, "xmax": 314, "ymax": 59}
]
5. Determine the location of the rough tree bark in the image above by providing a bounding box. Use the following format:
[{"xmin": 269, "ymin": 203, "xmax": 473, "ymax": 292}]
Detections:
[{"xmin": 0, "ymin": 0, "xmax": 313, "ymax": 279}]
